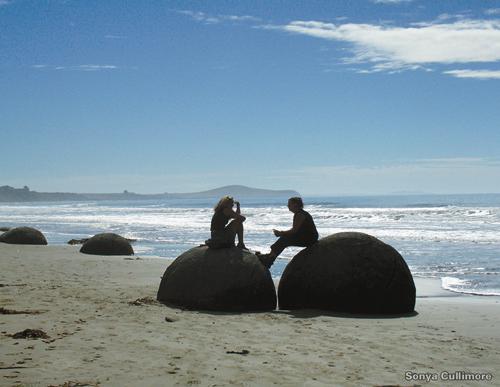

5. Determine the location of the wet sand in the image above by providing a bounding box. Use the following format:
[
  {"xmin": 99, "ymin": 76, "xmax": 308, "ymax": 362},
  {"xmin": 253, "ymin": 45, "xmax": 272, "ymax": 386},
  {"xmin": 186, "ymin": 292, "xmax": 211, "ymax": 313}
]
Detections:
[{"xmin": 1, "ymin": 244, "xmax": 499, "ymax": 386}]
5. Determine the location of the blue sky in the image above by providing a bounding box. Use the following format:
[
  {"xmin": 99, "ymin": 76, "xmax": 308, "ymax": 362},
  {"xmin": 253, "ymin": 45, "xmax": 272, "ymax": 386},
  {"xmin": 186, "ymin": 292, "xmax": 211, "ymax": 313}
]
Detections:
[{"xmin": 1, "ymin": 0, "xmax": 500, "ymax": 195}]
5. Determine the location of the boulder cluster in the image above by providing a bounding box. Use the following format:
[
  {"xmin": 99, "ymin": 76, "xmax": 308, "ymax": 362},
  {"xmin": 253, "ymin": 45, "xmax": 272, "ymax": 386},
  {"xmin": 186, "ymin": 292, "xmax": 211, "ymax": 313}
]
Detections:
[
  {"xmin": 157, "ymin": 232, "xmax": 415, "ymax": 314},
  {"xmin": 1, "ymin": 225, "xmax": 416, "ymax": 314},
  {"xmin": 0, "ymin": 227, "xmax": 134, "ymax": 256}
]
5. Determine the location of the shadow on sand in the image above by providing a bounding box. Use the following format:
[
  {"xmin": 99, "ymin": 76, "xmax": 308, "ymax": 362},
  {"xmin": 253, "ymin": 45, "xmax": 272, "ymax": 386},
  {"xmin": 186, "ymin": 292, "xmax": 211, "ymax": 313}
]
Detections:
[
  {"xmin": 277, "ymin": 309, "xmax": 419, "ymax": 319},
  {"xmin": 159, "ymin": 302, "xmax": 419, "ymax": 319}
]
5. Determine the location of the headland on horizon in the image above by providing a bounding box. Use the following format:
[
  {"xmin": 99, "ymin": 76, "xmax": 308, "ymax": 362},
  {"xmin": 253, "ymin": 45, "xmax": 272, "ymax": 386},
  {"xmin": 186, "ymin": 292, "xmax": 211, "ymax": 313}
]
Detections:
[{"xmin": 0, "ymin": 184, "xmax": 300, "ymax": 203}]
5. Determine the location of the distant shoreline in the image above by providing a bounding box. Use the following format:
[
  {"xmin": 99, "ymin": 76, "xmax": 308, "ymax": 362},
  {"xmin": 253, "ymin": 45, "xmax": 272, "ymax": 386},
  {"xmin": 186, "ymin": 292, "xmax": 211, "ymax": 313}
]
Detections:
[{"xmin": 0, "ymin": 184, "xmax": 300, "ymax": 203}]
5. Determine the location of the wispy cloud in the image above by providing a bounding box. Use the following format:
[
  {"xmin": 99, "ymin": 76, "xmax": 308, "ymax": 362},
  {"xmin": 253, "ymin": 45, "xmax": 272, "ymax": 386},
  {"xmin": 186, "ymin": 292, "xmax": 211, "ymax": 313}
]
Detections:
[
  {"xmin": 177, "ymin": 10, "xmax": 260, "ymax": 24},
  {"xmin": 76, "ymin": 64, "xmax": 118, "ymax": 71},
  {"xmin": 486, "ymin": 8, "xmax": 500, "ymax": 15},
  {"xmin": 32, "ymin": 64, "xmax": 120, "ymax": 71},
  {"xmin": 177, "ymin": 8, "xmax": 500, "ymax": 79},
  {"xmin": 417, "ymin": 12, "xmax": 474, "ymax": 25},
  {"xmin": 269, "ymin": 18, "xmax": 500, "ymax": 76},
  {"xmin": 444, "ymin": 69, "xmax": 500, "ymax": 80},
  {"xmin": 0, "ymin": 0, "xmax": 10, "ymax": 6},
  {"xmin": 414, "ymin": 157, "xmax": 500, "ymax": 167},
  {"xmin": 285, "ymin": 158, "xmax": 500, "ymax": 195}
]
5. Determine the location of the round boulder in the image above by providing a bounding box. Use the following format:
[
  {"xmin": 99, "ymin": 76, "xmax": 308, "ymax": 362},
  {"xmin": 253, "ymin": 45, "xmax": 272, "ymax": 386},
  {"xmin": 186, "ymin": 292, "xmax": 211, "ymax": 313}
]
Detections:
[
  {"xmin": 0, "ymin": 227, "xmax": 48, "ymax": 245},
  {"xmin": 278, "ymin": 232, "xmax": 415, "ymax": 314},
  {"xmin": 80, "ymin": 233, "xmax": 134, "ymax": 256},
  {"xmin": 157, "ymin": 246, "xmax": 276, "ymax": 311}
]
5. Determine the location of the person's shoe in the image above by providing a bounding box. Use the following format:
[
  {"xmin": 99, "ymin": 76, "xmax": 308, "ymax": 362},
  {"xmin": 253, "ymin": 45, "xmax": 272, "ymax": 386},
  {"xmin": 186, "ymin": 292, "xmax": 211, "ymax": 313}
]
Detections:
[
  {"xmin": 258, "ymin": 254, "xmax": 275, "ymax": 269},
  {"xmin": 237, "ymin": 243, "xmax": 248, "ymax": 250}
]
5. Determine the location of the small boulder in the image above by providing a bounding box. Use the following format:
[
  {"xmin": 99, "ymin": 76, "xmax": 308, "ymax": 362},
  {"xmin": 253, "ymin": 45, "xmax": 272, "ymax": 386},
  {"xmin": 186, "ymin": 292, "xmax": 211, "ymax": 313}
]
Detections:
[
  {"xmin": 278, "ymin": 232, "xmax": 415, "ymax": 314},
  {"xmin": 80, "ymin": 233, "xmax": 134, "ymax": 256},
  {"xmin": 67, "ymin": 238, "xmax": 89, "ymax": 245},
  {"xmin": 0, "ymin": 227, "xmax": 47, "ymax": 245},
  {"xmin": 157, "ymin": 246, "xmax": 276, "ymax": 311}
]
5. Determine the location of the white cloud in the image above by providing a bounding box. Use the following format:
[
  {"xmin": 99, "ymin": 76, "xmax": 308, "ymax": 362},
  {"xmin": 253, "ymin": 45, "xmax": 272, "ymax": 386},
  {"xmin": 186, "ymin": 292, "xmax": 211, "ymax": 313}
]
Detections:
[
  {"xmin": 177, "ymin": 10, "xmax": 219, "ymax": 24},
  {"xmin": 223, "ymin": 15, "xmax": 261, "ymax": 22},
  {"xmin": 180, "ymin": 10, "xmax": 500, "ymax": 78},
  {"xmin": 272, "ymin": 18, "xmax": 500, "ymax": 76},
  {"xmin": 444, "ymin": 69, "xmax": 500, "ymax": 79},
  {"xmin": 177, "ymin": 10, "xmax": 260, "ymax": 24},
  {"xmin": 77, "ymin": 64, "xmax": 117, "ymax": 71},
  {"xmin": 32, "ymin": 64, "xmax": 119, "ymax": 71}
]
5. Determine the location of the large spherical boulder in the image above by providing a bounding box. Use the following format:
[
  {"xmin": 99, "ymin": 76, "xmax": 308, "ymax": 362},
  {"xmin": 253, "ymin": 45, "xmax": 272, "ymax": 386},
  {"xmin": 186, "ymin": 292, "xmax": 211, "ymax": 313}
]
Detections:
[
  {"xmin": 157, "ymin": 246, "xmax": 276, "ymax": 311},
  {"xmin": 80, "ymin": 233, "xmax": 134, "ymax": 256},
  {"xmin": 278, "ymin": 232, "xmax": 415, "ymax": 314},
  {"xmin": 0, "ymin": 227, "xmax": 47, "ymax": 245}
]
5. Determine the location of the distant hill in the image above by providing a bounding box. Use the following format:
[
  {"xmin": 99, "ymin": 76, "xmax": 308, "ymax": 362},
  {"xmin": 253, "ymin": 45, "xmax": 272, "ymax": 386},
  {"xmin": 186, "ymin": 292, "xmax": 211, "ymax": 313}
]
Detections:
[
  {"xmin": 0, "ymin": 185, "xmax": 300, "ymax": 203},
  {"xmin": 169, "ymin": 185, "xmax": 300, "ymax": 199}
]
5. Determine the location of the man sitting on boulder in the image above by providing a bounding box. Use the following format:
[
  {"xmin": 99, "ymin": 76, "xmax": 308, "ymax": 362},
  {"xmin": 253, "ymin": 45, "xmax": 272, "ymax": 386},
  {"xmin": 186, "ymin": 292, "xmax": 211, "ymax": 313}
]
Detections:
[
  {"xmin": 258, "ymin": 197, "xmax": 318, "ymax": 268},
  {"xmin": 206, "ymin": 196, "xmax": 247, "ymax": 249}
]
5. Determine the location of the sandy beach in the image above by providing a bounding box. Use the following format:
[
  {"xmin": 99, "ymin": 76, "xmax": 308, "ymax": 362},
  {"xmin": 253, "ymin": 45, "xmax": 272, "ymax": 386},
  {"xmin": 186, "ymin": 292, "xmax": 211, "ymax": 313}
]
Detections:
[{"xmin": 1, "ymin": 244, "xmax": 499, "ymax": 386}]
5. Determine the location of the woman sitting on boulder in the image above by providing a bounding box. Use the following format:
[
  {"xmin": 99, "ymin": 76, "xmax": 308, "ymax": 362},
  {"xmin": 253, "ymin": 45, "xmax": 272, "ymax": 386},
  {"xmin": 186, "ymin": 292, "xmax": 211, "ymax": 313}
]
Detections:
[
  {"xmin": 258, "ymin": 197, "xmax": 318, "ymax": 268},
  {"xmin": 206, "ymin": 196, "xmax": 247, "ymax": 249}
]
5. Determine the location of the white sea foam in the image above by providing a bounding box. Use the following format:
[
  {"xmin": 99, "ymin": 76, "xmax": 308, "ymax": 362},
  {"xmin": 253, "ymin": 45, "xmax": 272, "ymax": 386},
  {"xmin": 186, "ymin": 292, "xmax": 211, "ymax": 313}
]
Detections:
[
  {"xmin": 2, "ymin": 196, "xmax": 500, "ymax": 294},
  {"xmin": 441, "ymin": 276, "xmax": 500, "ymax": 296},
  {"xmin": 442, "ymin": 276, "xmax": 470, "ymax": 288}
]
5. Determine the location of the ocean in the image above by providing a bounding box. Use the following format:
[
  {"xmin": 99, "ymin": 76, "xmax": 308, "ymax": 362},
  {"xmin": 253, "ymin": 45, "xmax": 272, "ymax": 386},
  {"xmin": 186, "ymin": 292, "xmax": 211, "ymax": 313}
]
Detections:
[{"xmin": 1, "ymin": 194, "xmax": 499, "ymax": 296}]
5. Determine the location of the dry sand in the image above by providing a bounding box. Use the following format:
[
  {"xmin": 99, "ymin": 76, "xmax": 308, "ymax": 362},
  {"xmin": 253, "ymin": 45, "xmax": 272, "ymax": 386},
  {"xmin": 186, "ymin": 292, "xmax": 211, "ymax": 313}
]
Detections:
[{"xmin": 1, "ymin": 244, "xmax": 499, "ymax": 386}]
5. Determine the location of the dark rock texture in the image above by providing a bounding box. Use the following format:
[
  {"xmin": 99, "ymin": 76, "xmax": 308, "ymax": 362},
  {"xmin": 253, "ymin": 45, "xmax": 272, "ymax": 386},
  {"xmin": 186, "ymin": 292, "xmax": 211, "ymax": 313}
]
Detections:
[
  {"xmin": 69, "ymin": 237, "xmax": 136, "ymax": 245},
  {"xmin": 80, "ymin": 233, "xmax": 134, "ymax": 256},
  {"xmin": 278, "ymin": 232, "xmax": 415, "ymax": 314},
  {"xmin": 0, "ymin": 227, "xmax": 48, "ymax": 245},
  {"xmin": 68, "ymin": 238, "xmax": 89, "ymax": 245},
  {"xmin": 157, "ymin": 246, "xmax": 276, "ymax": 311}
]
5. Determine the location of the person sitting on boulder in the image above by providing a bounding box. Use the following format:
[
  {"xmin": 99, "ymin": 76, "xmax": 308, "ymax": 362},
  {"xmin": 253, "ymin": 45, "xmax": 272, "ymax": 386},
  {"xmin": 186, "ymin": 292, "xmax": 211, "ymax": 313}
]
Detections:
[
  {"xmin": 258, "ymin": 197, "xmax": 318, "ymax": 268},
  {"xmin": 206, "ymin": 196, "xmax": 247, "ymax": 249}
]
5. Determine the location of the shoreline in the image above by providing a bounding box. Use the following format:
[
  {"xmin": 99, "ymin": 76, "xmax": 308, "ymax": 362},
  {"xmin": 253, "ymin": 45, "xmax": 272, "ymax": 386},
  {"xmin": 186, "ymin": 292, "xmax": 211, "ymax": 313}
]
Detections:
[
  {"xmin": 1, "ymin": 244, "xmax": 499, "ymax": 386},
  {"xmin": 24, "ymin": 240, "xmax": 500, "ymax": 299}
]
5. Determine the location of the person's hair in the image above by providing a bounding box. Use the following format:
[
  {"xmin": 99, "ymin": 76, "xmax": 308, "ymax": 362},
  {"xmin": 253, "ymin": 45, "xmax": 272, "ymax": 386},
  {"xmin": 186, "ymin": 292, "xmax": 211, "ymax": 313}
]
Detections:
[
  {"xmin": 288, "ymin": 197, "xmax": 304, "ymax": 209},
  {"xmin": 214, "ymin": 196, "xmax": 234, "ymax": 212}
]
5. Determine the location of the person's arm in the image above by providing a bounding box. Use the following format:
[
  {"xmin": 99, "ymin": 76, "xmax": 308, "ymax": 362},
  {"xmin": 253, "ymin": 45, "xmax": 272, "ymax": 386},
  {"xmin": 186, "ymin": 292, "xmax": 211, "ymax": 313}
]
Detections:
[
  {"xmin": 223, "ymin": 206, "xmax": 246, "ymax": 222},
  {"xmin": 273, "ymin": 212, "xmax": 306, "ymax": 237}
]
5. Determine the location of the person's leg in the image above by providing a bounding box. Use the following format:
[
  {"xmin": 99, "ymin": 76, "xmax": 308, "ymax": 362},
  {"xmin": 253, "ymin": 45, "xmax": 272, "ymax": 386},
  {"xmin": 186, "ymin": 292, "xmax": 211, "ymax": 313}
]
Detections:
[
  {"xmin": 259, "ymin": 236, "xmax": 295, "ymax": 268},
  {"xmin": 269, "ymin": 235, "xmax": 294, "ymax": 258},
  {"xmin": 259, "ymin": 234, "xmax": 317, "ymax": 268},
  {"xmin": 226, "ymin": 219, "xmax": 245, "ymax": 248}
]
